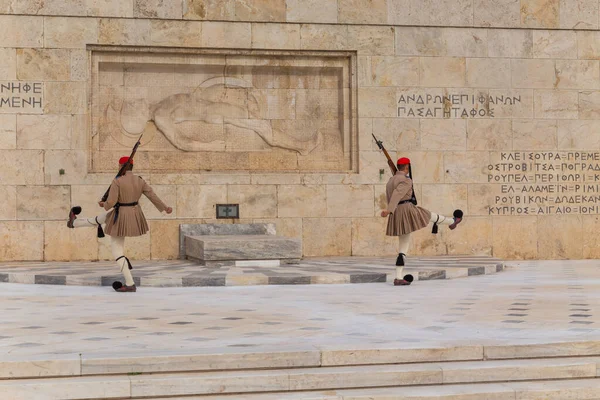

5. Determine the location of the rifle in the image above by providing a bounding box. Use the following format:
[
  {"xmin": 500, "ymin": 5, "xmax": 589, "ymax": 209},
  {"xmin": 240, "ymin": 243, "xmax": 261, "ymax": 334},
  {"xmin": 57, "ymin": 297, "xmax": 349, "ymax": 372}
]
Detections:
[
  {"xmin": 372, "ymin": 134, "xmax": 397, "ymax": 175},
  {"xmin": 100, "ymin": 134, "xmax": 143, "ymax": 203}
]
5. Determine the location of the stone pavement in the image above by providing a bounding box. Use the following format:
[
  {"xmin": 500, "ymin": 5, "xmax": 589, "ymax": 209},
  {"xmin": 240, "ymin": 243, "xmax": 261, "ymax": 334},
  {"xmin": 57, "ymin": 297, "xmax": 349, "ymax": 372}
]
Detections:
[
  {"xmin": 0, "ymin": 259, "xmax": 598, "ymax": 362},
  {"xmin": 0, "ymin": 256, "xmax": 504, "ymax": 287}
]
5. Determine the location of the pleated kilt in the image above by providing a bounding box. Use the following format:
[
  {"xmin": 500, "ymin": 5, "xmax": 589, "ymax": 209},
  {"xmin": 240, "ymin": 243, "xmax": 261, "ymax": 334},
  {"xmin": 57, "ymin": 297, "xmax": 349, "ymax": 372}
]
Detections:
[
  {"xmin": 386, "ymin": 203, "xmax": 432, "ymax": 236},
  {"xmin": 104, "ymin": 207, "xmax": 149, "ymax": 237}
]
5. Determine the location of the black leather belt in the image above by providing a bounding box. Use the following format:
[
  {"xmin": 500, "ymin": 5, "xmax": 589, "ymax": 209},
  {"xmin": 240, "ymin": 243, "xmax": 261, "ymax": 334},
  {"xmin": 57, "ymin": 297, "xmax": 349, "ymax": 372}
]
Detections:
[
  {"xmin": 113, "ymin": 202, "xmax": 138, "ymax": 221},
  {"xmin": 398, "ymin": 200, "xmax": 412, "ymax": 205}
]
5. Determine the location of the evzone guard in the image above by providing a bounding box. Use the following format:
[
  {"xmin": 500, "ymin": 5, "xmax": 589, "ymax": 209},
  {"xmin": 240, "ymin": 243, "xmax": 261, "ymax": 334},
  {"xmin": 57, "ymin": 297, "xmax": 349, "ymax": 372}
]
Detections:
[
  {"xmin": 67, "ymin": 137, "xmax": 172, "ymax": 292},
  {"xmin": 373, "ymin": 135, "xmax": 463, "ymax": 286}
]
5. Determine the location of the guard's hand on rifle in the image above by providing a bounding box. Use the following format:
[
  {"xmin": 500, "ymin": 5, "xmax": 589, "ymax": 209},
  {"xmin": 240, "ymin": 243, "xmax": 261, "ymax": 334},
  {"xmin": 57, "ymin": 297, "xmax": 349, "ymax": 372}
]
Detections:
[
  {"xmin": 381, "ymin": 210, "xmax": 391, "ymax": 217},
  {"xmin": 98, "ymin": 201, "xmax": 105, "ymax": 208},
  {"xmin": 165, "ymin": 207, "xmax": 173, "ymax": 214}
]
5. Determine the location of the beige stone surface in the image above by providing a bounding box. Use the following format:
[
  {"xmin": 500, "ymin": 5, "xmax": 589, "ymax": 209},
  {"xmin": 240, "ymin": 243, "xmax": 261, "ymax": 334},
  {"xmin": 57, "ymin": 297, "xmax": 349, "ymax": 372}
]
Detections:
[
  {"xmin": 512, "ymin": 119, "xmax": 558, "ymax": 150},
  {"xmin": 303, "ymin": 218, "xmax": 351, "ymax": 256},
  {"xmin": 251, "ymin": 23, "xmax": 300, "ymax": 50},
  {"xmin": 278, "ymin": 185, "xmax": 326, "ymax": 217},
  {"xmin": 338, "ymin": 0, "xmax": 387, "ymax": 24},
  {"xmin": 0, "ymin": 114, "xmax": 16, "ymax": 149},
  {"xmin": 409, "ymin": 218, "xmax": 447, "ymax": 256},
  {"xmin": 1, "ymin": 150, "xmax": 44, "ymax": 185},
  {"xmin": 466, "ymin": 58, "xmax": 510, "ymax": 88},
  {"xmin": 583, "ymin": 216, "xmax": 600, "ymax": 258},
  {"xmin": 87, "ymin": 0, "xmax": 134, "ymax": 17},
  {"xmin": 577, "ymin": 31, "xmax": 600, "ymax": 60},
  {"xmin": 17, "ymin": 115, "xmax": 71, "ymax": 150},
  {"xmin": 98, "ymin": 230, "xmax": 151, "ymax": 260},
  {"xmin": 532, "ymin": 30, "xmax": 577, "ymax": 59},
  {"xmin": 473, "ymin": 0, "xmax": 520, "ymax": 27},
  {"xmin": 286, "ymin": 0, "xmax": 337, "ymax": 23},
  {"xmin": 44, "ymin": 150, "xmax": 87, "ymax": 185},
  {"xmin": 183, "ymin": 0, "xmax": 235, "ymax": 20},
  {"xmin": 226, "ymin": 184, "xmax": 277, "ymax": 218},
  {"xmin": 44, "ymin": 82, "xmax": 86, "ymax": 114},
  {"xmin": 445, "ymin": 217, "xmax": 492, "ymax": 256},
  {"xmin": 395, "ymin": 27, "xmax": 488, "ymax": 57},
  {"xmin": 369, "ymin": 57, "xmax": 419, "ymax": 87},
  {"xmin": 520, "ymin": 0, "xmax": 559, "ymax": 28},
  {"xmin": 534, "ymin": 90, "xmax": 579, "ymax": 119},
  {"xmin": 420, "ymin": 57, "xmax": 466, "ymax": 88},
  {"xmin": 149, "ymin": 219, "xmax": 184, "ymax": 259},
  {"xmin": 467, "ymin": 184, "xmax": 495, "ymax": 216},
  {"xmin": 252, "ymin": 217, "xmax": 302, "ymax": 238},
  {"xmin": 557, "ymin": 120, "xmax": 600, "ymax": 149},
  {"xmin": 350, "ymin": 217, "xmax": 397, "ymax": 256},
  {"xmin": 149, "ymin": 20, "xmax": 202, "ymax": 47},
  {"xmin": 467, "ymin": 119, "xmax": 512, "ymax": 151},
  {"xmin": 421, "ymin": 184, "xmax": 468, "ymax": 217},
  {"xmin": 235, "ymin": 0, "xmax": 286, "ymax": 21},
  {"xmin": 17, "ymin": 186, "xmax": 70, "ymax": 220},
  {"xmin": 363, "ymin": 118, "xmax": 420, "ymax": 152},
  {"xmin": 487, "ymin": 29, "xmax": 533, "ymax": 58},
  {"xmin": 347, "ymin": 26, "xmax": 394, "ymax": 56},
  {"xmin": 388, "ymin": 0, "xmax": 473, "ymax": 26},
  {"xmin": 492, "ymin": 216, "xmax": 538, "ymax": 259},
  {"xmin": 71, "ymin": 50, "xmax": 88, "ymax": 82},
  {"xmin": 138, "ymin": 184, "xmax": 176, "ymax": 220},
  {"xmin": 358, "ymin": 87, "xmax": 396, "ymax": 118},
  {"xmin": 300, "ymin": 24, "xmax": 347, "ymax": 50},
  {"xmin": 559, "ymin": 0, "xmax": 598, "ymax": 29},
  {"xmin": 0, "ymin": 48, "xmax": 16, "ymax": 80},
  {"xmin": 0, "ymin": 16, "xmax": 43, "ymax": 48},
  {"xmin": 44, "ymin": 17, "xmax": 98, "ymax": 48},
  {"xmin": 0, "ymin": 185, "xmax": 16, "ymax": 220},
  {"xmin": 134, "ymin": 0, "xmax": 181, "ymax": 18},
  {"xmin": 399, "ymin": 152, "xmax": 444, "ymax": 183},
  {"xmin": 510, "ymin": 59, "xmax": 556, "ymax": 89},
  {"xmin": 16, "ymin": 49, "xmax": 70, "ymax": 81},
  {"xmin": 0, "ymin": 221, "xmax": 43, "ymax": 261},
  {"xmin": 176, "ymin": 185, "xmax": 227, "ymax": 218},
  {"xmin": 555, "ymin": 60, "xmax": 600, "ymax": 89},
  {"xmin": 537, "ymin": 215, "xmax": 583, "ymax": 259},
  {"xmin": 488, "ymin": 89, "xmax": 534, "ymax": 119},
  {"xmin": 326, "ymin": 185, "xmax": 373, "ymax": 217},
  {"xmin": 0, "ymin": 0, "xmax": 86, "ymax": 15},
  {"xmin": 420, "ymin": 120, "xmax": 466, "ymax": 151},
  {"xmin": 70, "ymin": 185, "xmax": 107, "ymax": 218},
  {"xmin": 201, "ymin": 21, "xmax": 251, "ymax": 48},
  {"xmin": 45, "ymin": 221, "xmax": 98, "ymax": 261},
  {"xmin": 579, "ymin": 91, "xmax": 600, "ymax": 119},
  {"xmin": 444, "ymin": 152, "xmax": 490, "ymax": 184},
  {"xmin": 98, "ymin": 18, "xmax": 151, "ymax": 45}
]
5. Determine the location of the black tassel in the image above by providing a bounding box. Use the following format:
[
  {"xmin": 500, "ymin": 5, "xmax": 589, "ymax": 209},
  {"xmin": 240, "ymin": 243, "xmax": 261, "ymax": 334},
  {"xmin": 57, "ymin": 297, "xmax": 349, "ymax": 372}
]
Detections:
[
  {"xmin": 97, "ymin": 225, "xmax": 105, "ymax": 238},
  {"xmin": 432, "ymin": 215, "xmax": 439, "ymax": 234}
]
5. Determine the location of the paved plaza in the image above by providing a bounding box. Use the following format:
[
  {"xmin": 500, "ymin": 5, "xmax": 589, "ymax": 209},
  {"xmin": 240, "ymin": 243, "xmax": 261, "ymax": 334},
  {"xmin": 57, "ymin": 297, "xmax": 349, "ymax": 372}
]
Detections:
[{"xmin": 1, "ymin": 259, "xmax": 599, "ymax": 362}]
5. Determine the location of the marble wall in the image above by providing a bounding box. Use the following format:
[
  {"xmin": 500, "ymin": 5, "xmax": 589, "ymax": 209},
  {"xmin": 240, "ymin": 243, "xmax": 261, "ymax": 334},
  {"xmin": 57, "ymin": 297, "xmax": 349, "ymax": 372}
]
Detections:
[{"xmin": 1, "ymin": 1, "xmax": 599, "ymax": 261}]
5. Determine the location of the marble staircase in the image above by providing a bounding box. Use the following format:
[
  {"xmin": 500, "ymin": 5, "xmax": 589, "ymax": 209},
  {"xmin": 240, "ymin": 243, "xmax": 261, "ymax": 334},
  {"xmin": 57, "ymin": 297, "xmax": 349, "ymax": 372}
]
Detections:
[{"xmin": 4, "ymin": 341, "xmax": 600, "ymax": 399}]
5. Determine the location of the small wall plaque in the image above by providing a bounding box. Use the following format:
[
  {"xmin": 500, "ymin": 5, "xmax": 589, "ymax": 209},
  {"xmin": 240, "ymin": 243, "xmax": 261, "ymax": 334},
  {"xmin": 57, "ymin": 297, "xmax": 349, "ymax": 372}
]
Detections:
[{"xmin": 216, "ymin": 204, "xmax": 239, "ymax": 219}]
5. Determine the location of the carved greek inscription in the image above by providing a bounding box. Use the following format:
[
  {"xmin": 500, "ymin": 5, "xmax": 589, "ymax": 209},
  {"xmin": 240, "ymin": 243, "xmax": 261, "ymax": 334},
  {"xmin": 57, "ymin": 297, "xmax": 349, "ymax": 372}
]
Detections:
[
  {"xmin": 396, "ymin": 92, "xmax": 521, "ymax": 118},
  {"xmin": 0, "ymin": 81, "xmax": 43, "ymax": 113}
]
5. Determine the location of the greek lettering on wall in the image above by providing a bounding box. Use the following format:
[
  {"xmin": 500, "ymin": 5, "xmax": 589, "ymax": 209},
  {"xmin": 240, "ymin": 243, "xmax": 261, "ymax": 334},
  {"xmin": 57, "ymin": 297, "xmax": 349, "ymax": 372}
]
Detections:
[
  {"xmin": 487, "ymin": 152, "xmax": 600, "ymax": 215},
  {"xmin": 0, "ymin": 81, "xmax": 43, "ymax": 114}
]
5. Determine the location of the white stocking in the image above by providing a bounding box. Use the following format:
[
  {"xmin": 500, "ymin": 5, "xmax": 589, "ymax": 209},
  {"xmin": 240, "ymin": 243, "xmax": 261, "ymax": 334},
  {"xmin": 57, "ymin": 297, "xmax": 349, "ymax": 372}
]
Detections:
[{"xmin": 111, "ymin": 236, "xmax": 135, "ymax": 286}]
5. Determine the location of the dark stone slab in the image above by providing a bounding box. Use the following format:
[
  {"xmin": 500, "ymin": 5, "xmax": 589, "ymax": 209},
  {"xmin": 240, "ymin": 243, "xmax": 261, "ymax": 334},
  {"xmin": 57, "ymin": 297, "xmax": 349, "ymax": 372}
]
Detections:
[
  {"xmin": 0, "ymin": 273, "xmax": 8, "ymax": 282},
  {"xmin": 182, "ymin": 277, "xmax": 226, "ymax": 287},
  {"xmin": 35, "ymin": 275, "xmax": 66, "ymax": 285},
  {"xmin": 468, "ymin": 267, "xmax": 485, "ymax": 276},
  {"xmin": 350, "ymin": 273, "xmax": 386, "ymax": 283},
  {"xmin": 268, "ymin": 276, "xmax": 311, "ymax": 285}
]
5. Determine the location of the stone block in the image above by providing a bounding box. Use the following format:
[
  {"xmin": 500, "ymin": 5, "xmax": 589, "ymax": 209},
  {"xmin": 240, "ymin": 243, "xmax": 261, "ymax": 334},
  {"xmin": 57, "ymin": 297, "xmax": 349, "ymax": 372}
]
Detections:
[
  {"xmin": 176, "ymin": 185, "xmax": 227, "ymax": 218},
  {"xmin": 250, "ymin": 174, "xmax": 301, "ymax": 185},
  {"xmin": 44, "ymin": 221, "xmax": 98, "ymax": 261},
  {"xmin": 70, "ymin": 185, "xmax": 106, "ymax": 217},
  {"xmin": 488, "ymin": 29, "xmax": 533, "ymax": 58},
  {"xmin": 98, "ymin": 232, "xmax": 151, "ymax": 260},
  {"xmin": 300, "ymin": 24, "xmax": 347, "ymax": 50},
  {"xmin": 555, "ymin": 60, "xmax": 600, "ymax": 89},
  {"xmin": 468, "ymin": 184, "xmax": 495, "ymax": 216},
  {"xmin": 347, "ymin": 26, "xmax": 395, "ymax": 56},
  {"xmin": 0, "ymin": 185, "xmax": 16, "ymax": 220},
  {"xmin": 492, "ymin": 216, "xmax": 538, "ymax": 259},
  {"xmin": 583, "ymin": 216, "xmax": 600, "ymax": 258},
  {"xmin": 226, "ymin": 184, "xmax": 277, "ymax": 218},
  {"xmin": 358, "ymin": 88, "xmax": 396, "ymax": 117},
  {"xmin": 512, "ymin": 119, "xmax": 558, "ymax": 150},
  {"xmin": 445, "ymin": 217, "xmax": 492, "ymax": 256},
  {"xmin": 395, "ymin": 27, "xmax": 488, "ymax": 57},
  {"xmin": 139, "ymin": 184, "xmax": 176, "ymax": 220},
  {"xmin": 71, "ymin": 50, "xmax": 87, "ymax": 81},
  {"xmin": 420, "ymin": 119, "xmax": 467, "ymax": 151},
  {"xmin": 510, "ymin": 59, "xmax": 556, "ymax": 89},
  {"xmin": 467, "ymin": 119, "xmax": 512, "ymax": 150},
  {"xmin": 278, "ymin": 185, "xmax": 326, "ymax": 217},
  {"xmin": 17, "ymin": 186, "xmax": 70, "ymax": 220},
  {"xmin": 150, "ymin": 20, "xmax": 202, "ymax": 47},
  {"xmin": 351, "ymin": 217, "xmax": 397, "ymax": 256},
  {"xmin": 98, "ymin": 18, "xmax": 151, "ymax": 46},
  {"xmin": 0, "ymin": 221, "xmax": 43, "ymax": 261},
  {"xmin": 180, "ymin": 223, "xmax": 275, "ymax": 257},
  {"xmin": 410, "ymin": 223, "xmax": 447, "ymax": 255},
  {"xmin": 560, "ymin": 0, "xmax": 598, "ymax": 29},
  {"xmin": 558, "ymin": 120, "xmax": 600, "ymax": 149},
  {"xmin": 338, "ymin": 0, "xmax": 387, "ymax": 24},
  {"xmin": 362, "ymin": 118, "xmax": 419, "ymax": 152},
  {"xmin": 326, "ymin": 185, "xmax": 374, "ymax": 217},
  {"xmin": 399, "ymin": 151, "xmax": 444, "ymax": 183},
  {"xmin": 444, "ymin": 152, "xmax": 490, "ymax": 183},
  {"xmin": 1, "ymin": 0, "xmax": 86, "ymax": 15},
  {"xmin": 473, "ymin": 0, "xmax": 520, "ymax": 27},
  {"xmin": 186, "ymin": 234, "xmax": 301, "ymax": 261},
  {"xmin": 303, "ymin": 218, "xmax": 351, "ymax": 256},
  {"xmin": 17, "ymin": 49, "xmax": 70, "ymax": 81},
  {"xmin": 44, "ymin": 150, "xmax": 87, "ymax": 185},
  {"xmin": 579, "ymin": 91, "xmax": 600, "ymax": 119},
  {"xmin": 87, "ymin": 0, "xmax": 134, "ymax": 17},
  {"xmin": 44, "ymin": 17, "xmax": 98, "ymax": 48},
  {"xmin": 150, "ymin": 219, "xmax": 197, "ymax": 259},
  {"xmin": 466, "ymin": 58, "xmax": 510, "ymax": 88},
  {"xmin": 252, "ymin": 217, "xmax": 302, "ymax": 239},
  {"xmin": 534, "ymin": 90, "xmax": 578, "ymax": 119},
  {"xmin": 201, "ymin": 21, "xmax": 251, "ymax": 48},
  {"xmin": 134, "ymin": 0, "xmax": 182, "ymax": 18},
  {"xmin": 1, "ymin": 150, "xmax": 44, "ymax": 185},
  {"xmin": 521, "ymin": 0, "xmax": 559, "ymax": 28},
  {"xmin": 533, "ymin": 30, "xmax": 577, "ymax": 59},
  {"xmin": 0, "ymin": 114, "xmax": 16, "ymax": 149},
  {"xmin": 537, "ymin": 215, "xmax": 582, "ymax": 259},
  {"xmin": 17, "ymin": 115, "xmax": 71, "ymax": 150},
  {"xmin": 420, "ymin": 57, "xmax": 466, "ymax": 88},
  {"xmin": 235, "ymin": 0, "xmax": 286, "ymax": 21},
  {"xmin": 183, "ymin": 0, "xmax": 235, "ymax": 20},
  {"xmin": 0, "ymin": 16, "xmax": 43, "ymax": 48},
  {"xmin": 421, "ymin": 184, "xmax": 468, "ymax": 217},
  {"xmin": 388, "ymin": 0, "xmax": 473, "ymax": 26},
  {"xmin": 0, "ymin": 48, "xmax": 16, "ymax": 80},
  {"xmin": 369, "ymin": 56, "xmax": 419, "ymax": 87},
  {"xmin": 44, "ymin": 82, "xmax": 86, "ymax": 114},
  {"xmin": 251, "ymin": 23, "xmax": 300, "ymax": 49},
  {"xmin": 286, "ymin": 0, "xmax": 337, "ymax": 23},
  {"xmin": 577, "ymin": 31, "xmax": 600, "ymax": 60},
  {"xmin": 488, "ymin": 89, "xmax": 534, "ymax": 119}
]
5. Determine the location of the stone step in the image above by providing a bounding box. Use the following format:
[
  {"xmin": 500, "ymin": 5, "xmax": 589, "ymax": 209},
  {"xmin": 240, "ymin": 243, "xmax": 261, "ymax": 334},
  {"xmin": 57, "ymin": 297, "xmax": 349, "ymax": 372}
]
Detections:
[
  {"xmin": 2, "ymin": 356, "xmax": 600, "ymax": 399},
  {"xmin": 185, "ymin": 234, "xmax": 302, "ymax": 262}
]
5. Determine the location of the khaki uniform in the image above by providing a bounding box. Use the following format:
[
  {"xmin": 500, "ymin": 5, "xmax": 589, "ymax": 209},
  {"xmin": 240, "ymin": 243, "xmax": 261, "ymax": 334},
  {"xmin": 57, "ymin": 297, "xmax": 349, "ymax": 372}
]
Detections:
[{"xmin": 385, "ymin": 172, "xmax": 431, "ymax": 236}]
